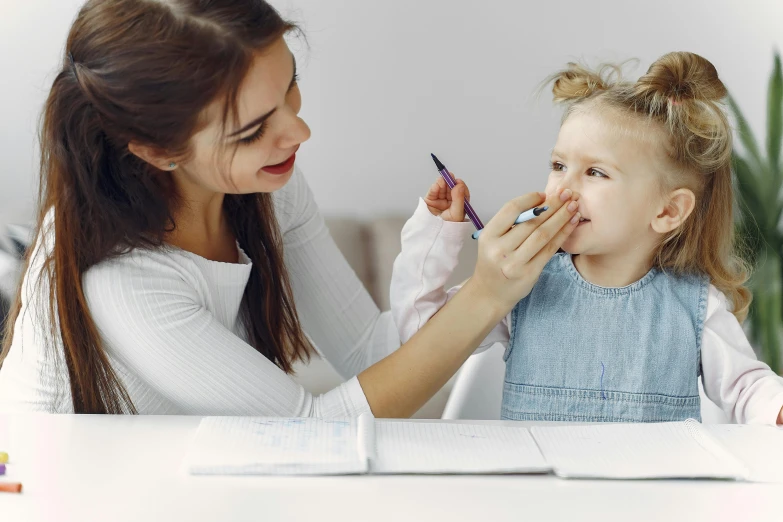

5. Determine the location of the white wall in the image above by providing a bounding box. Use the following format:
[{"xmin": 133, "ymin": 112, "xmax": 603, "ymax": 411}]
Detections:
[{"xmin": 1, "ymin": 0, "xmax": 782, "ymax": 224}]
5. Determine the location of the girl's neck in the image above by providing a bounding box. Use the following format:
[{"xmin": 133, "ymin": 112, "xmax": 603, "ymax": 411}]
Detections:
[
  {"xmin": 572, "ymin": 248, "xmax": 655, "ymax": 288},
  {"xmin": 167, "ymin": 188, "xmax": 238, "ymax": 264}
]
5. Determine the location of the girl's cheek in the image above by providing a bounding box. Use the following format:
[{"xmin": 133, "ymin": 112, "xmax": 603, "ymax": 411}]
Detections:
[{"xmin": 544, "ymin": 179, "xmax": 558, "ymax": 197}]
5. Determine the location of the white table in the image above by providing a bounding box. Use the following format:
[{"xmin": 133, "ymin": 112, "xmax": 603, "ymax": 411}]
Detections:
[{"xmin": 0, "ymin": 414, "xmax": 779, "ymax": 522}]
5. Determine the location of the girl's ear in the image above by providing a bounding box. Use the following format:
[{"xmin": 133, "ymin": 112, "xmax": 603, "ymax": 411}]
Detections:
[
  {"xmin": 651, "ymin": 188, "xmax": 696, "ymax": 234},
  {"xmin": 128, "ymin": 141, "xmax": 178, "ymax": 171}
]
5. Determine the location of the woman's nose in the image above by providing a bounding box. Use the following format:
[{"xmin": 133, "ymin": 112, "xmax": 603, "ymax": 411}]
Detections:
[{"xmin": 278, "ymin": 113, "xmax": 311, "ymax": 150}]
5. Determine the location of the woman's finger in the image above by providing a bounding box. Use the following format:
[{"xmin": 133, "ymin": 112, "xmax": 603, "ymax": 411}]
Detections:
[
  {"xmin": 504, "ymin": 199, "xmax": 578, "ymax": 272},
  {"xmin": 527, "ymin": 212, "xmax": 580, "ymax": 272},
  {"xmin": 480, "ymin": 192, "xmax": 547, "ymax": 241},
  {"xmin": 497, "ymin": 188, "xmax": 576, "ymax": 253}
]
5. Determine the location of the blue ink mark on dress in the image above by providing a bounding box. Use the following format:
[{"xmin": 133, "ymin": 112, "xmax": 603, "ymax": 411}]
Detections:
[{"xmin": 600, "ymin": 362, "xmax": 607, "ymax": 400}]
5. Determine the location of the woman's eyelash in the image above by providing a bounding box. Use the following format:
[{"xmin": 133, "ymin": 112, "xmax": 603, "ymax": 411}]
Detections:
[
  {"xmin": 238, "ymin": 78, "xmax": 299, "ymax": 146},
  {"xmin": 239, "ymin": 120, "xmax": 269, "ymax": 145},
  {"xmin": 549, "ymin": 161, "xmax": 565, "ymax": 171}
]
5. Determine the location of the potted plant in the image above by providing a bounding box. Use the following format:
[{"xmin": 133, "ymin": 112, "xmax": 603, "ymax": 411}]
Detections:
[{"xmin": 730, "ymin": 52, "xmax": 783, "ymax": 374}]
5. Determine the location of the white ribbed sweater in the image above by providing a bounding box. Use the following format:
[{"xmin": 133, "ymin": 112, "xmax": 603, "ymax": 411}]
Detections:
[{"xmin": 0, "ymin": 168, "xmax": 400, "ymax": 416}]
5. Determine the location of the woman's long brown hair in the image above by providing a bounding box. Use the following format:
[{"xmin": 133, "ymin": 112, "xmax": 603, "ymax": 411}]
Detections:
[{"xmin": 0, "ymin": 0, "xmax": 313, "ymax": 413}]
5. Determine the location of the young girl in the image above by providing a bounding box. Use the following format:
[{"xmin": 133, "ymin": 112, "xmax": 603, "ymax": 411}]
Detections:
[{"xmin": 391, "ymin": 52, "xmax": 783, "ymax": 424}]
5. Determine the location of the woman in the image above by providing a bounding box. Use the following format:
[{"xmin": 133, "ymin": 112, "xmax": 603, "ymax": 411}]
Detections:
[{"xmin": 0, "ymin": 0, "xmax": 578, "ymax": 416}]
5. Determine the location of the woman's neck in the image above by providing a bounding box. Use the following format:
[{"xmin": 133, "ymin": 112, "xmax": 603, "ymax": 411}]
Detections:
[
  {"xmin": 166, "ymin": 186, "xmax": 239, "ymax": 264},
  {"xmin": 572, "ymin": 248, "xmax": 655, "ymax": 288}
]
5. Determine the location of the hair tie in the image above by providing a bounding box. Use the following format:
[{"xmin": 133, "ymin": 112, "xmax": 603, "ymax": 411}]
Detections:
[{"xmin": 67, "ymin": 52, "xmax": 75, "ymax": 68}]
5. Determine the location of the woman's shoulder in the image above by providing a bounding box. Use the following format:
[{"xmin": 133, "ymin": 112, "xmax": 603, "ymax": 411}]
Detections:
[
  {"xmin": 84, "ymin": 245, "xmax": 202, "ymax": 286},
  {"xmin": 81, "ymin": 245, "xmax": 210, "ymax": 309}
]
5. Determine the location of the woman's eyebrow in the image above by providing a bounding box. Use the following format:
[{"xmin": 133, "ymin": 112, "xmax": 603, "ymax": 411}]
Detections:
[
  {"xmin": 228, "ymin": 107, "xmax": 277, "ymax": 138},
  {"xmin": 228, "ymin": 55, "xmax": 298, "ymax": 138}
]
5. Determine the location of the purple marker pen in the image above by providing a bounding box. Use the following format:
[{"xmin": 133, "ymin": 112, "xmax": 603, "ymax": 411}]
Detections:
[{"xmin": 430, "ymin": 153, "xmax": 484, "ymax": 231}]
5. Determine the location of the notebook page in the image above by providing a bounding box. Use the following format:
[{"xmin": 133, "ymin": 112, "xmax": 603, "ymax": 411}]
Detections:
[
  {"xmin": 372, "ymin": 421, "xmax": 550, "ymax": 474},
  {"xmin": 705, "ymin": 425, "xmax": 783, "ymax": 483},
  {"xmin": 184, "ymin": 417, "xmax": 368, "ymax": 475},
  {"xmin": 357, "ymin": 412, "xmax": 376, "ymax": 466},
  {"xmin": 531, "ymin": 420, "xmax": 749, "ymax": 480}
]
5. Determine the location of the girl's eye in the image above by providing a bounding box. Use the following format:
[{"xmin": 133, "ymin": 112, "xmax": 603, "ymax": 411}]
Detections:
[
  {"xmin": 550, "ymin": 161, "xmax": 566, "ymax": 172},
  {"xmin": 239, "ymin": 120, "xmax": 269, "ymax": 145},
  {"xmin": 587, "ymin": 168, "xmax": 607, "ymax": 178}
]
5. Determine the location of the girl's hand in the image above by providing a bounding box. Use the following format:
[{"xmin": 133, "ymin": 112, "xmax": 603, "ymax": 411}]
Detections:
[
  {"xmin": 466, "ymin": 187, "xmax": 580, "ymax": 314},
  {"xmin": 424, "ymin": 175, "xmax": 470, "ymax": 223}
]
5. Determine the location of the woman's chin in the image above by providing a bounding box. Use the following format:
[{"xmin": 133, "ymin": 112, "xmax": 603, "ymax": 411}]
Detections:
[{"xmin": 256, "ymin": 166, "xmax": 295, "ymax": 190}]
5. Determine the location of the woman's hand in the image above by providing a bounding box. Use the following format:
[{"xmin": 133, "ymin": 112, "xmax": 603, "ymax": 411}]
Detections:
[
  {"xmin": 424, "ymin": 174, "xmax": 470, "ymax": 223},
  {"xmin": 467, "ymin": 188, "xmax": 580, "ymax": 314},
  {"xmin": 360, "ymin": 187, "xmax": 579, "ymax": 417}
]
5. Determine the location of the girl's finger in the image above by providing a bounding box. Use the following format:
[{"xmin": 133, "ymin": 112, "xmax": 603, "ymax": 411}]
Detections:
[
  {"xmin": 450, "ymin": 183, "xmax": 467, "ymax": 218},
  {"xmin": 455, "ymin": 179, "xmax": 470, "ymax": 201}
]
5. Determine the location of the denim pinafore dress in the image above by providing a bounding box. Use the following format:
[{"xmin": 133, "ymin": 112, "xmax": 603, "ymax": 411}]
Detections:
[{"xmin": 502, "ymin": 253, "xmax": 708, "ymax": 422}]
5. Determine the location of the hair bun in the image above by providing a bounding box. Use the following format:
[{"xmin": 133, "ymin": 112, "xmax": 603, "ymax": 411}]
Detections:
[
  {"xmin": 549, "ymin": 62, "xmax": 616, "ymax": 104},
  {"xmin": 637, "ymin": 52, "xmax": 726, "ymax": 103}
]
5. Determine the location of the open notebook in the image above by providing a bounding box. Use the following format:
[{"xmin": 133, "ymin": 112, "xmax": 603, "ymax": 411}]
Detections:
[
  {"xmin": 184, "ymin": 413, "xmax": 549, "ymax": 475},
  {"xmin": 183, "ymin": 415, "xmax": 783, "ymax": 481}
]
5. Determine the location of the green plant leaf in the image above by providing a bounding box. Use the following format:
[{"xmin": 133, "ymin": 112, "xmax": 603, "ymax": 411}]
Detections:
[
  {"xmin": 768, "ymin": 52, "xmax": 783, "ymax": 178},
  {"xmin": 748, "ymin": 249, "xmax": 783, "ymax": 372},
  {"xmin": 733, "ymin": 154, "xmax": 768, "ymax": 232},
  {"xmin": 737, "ymin": 220, "xmax": 762, "ymax": 270},
  {"xmin": 728, "ymin": 95, "xmax": 764, "ymax": 170},
  {"xmin": 730, "ymin": 54, "xmax": 783, "ymax": 374}
]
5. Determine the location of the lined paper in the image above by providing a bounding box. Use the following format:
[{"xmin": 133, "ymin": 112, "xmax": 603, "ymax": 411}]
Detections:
[
  {"xmin": 185, "ymin": 417, "xmax": 367, "ymax": 475},
  {"xmin": 531, "ymin": 420, "xmax": 749, "ymax": 480},
  {"xmin": 373, "ymin": 421, "xmax": 550, "ymax": 474},
  {"xmin": 705, "ymin": 425, "xmax": 783, "ymax": 483}
]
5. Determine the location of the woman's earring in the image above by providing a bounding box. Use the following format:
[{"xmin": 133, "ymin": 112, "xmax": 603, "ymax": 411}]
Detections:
[{"xmin": 168, "ymin": 162, "xmax": 177, "ymax": 169}]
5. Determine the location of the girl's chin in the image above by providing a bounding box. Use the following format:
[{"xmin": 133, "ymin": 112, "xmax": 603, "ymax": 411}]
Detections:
[{"xmin": 560, "ymin": 239, "xmax": 584, "ymax": 256}]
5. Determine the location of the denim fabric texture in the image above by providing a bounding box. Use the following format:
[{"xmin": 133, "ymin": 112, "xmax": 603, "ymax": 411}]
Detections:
[{"xmin": 502, "ymin": 253, "xmax": 708, "ymax": 422}]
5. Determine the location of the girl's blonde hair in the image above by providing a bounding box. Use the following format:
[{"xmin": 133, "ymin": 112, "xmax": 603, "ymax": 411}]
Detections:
[{"xmin": 547, "ymin": 52, "xmax": 751, "ymax": 321}]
